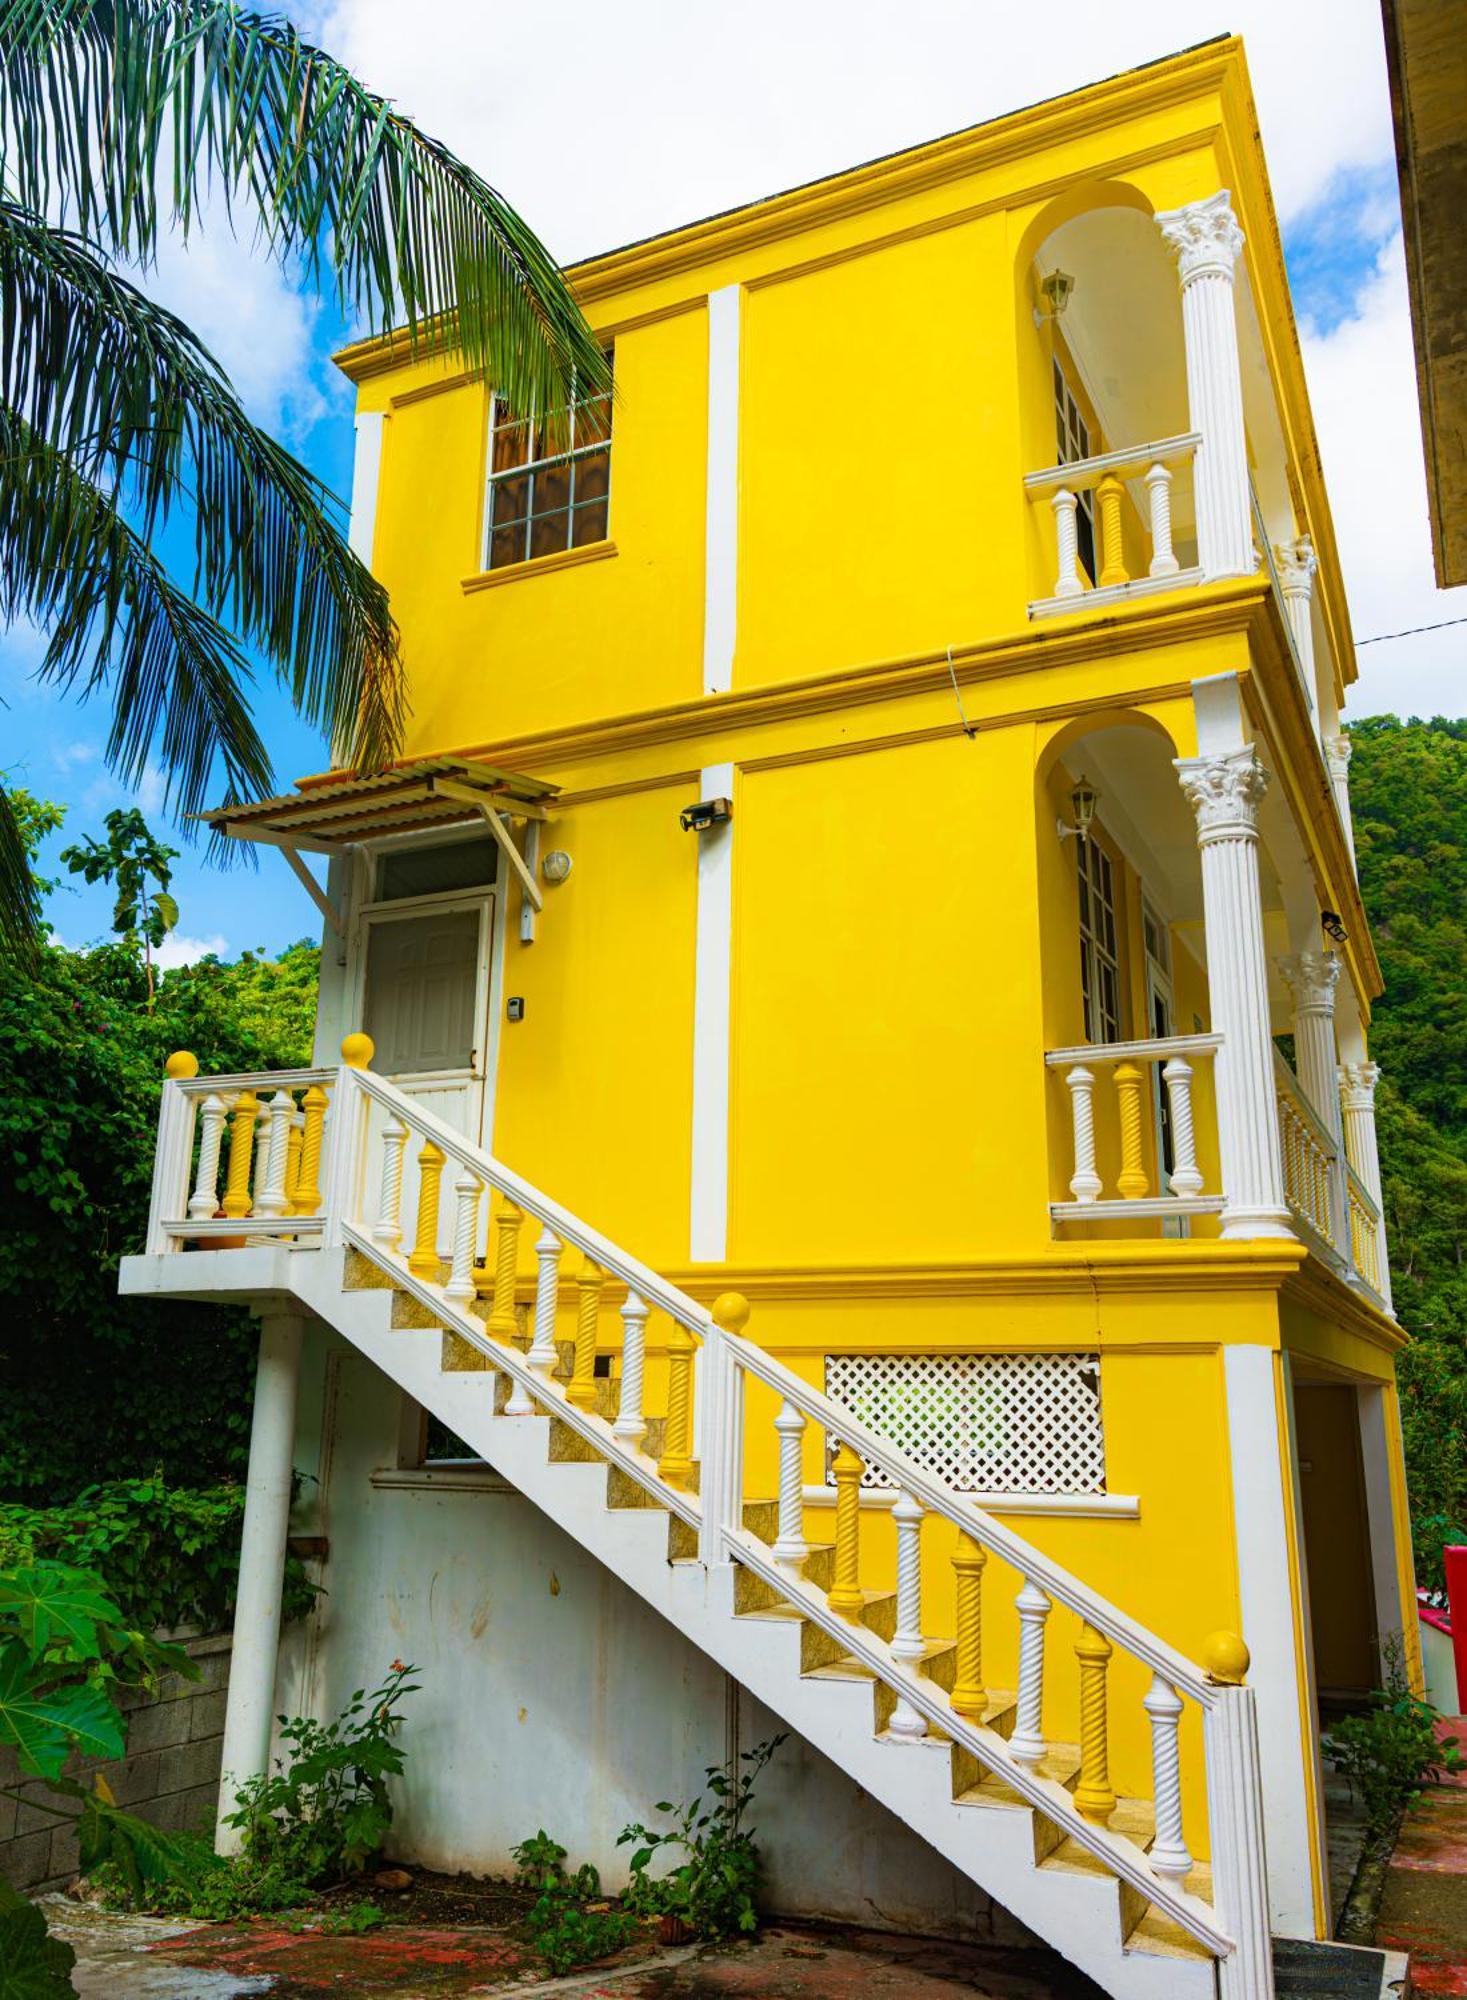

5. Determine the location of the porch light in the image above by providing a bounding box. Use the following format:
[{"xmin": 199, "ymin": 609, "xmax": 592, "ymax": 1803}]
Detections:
[
  {"xmin": 1057, "ymin": 776, "xmax": 1099, "ymax": 845},
  {"xmin": 1036, "ymin": 268, "xmax": 1075, "ymax": 322}
]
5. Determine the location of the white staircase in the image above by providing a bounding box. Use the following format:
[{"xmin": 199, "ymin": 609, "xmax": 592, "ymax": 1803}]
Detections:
[{"xmin": 125, "ymin": 1053, "xmax": 1278, "ymax": 2000}]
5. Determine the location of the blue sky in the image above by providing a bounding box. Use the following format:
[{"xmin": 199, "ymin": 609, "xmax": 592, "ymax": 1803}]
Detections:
[{"xmin": 6, "ymin": 0, "xmax": 1463, "ymax": 963}]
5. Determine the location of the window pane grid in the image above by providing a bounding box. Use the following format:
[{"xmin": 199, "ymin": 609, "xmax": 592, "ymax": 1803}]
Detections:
[
  {"xmin": 485, "ymin": 363, "xmax": 612, "ymax": 571},
  {"xmin": 1079, "ymin": 837, "xmax": 1121, "ymax": 1044}
]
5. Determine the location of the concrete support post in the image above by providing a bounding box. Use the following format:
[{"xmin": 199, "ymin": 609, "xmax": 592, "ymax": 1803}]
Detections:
[
  {"xmin": 1176, "ymin": 748, "xmax": 1292, "ymax": 1238},
  {"xmin": 215, "ymin": 1311, "xmax": 305, "ymax": 1853},
  {"xmin": 1157, "ymin": 191, "xmax": 1255, "ymax": 580}
]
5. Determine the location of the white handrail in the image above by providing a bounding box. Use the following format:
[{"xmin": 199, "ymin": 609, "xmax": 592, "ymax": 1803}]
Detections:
[
  {"xmin": 1045, "ymin": 1032, "xmax": 1222, "ymax": 1068},
  {"xmin": 1024, "ymin": 432, "xmax": 1202, "ymax": 492}
]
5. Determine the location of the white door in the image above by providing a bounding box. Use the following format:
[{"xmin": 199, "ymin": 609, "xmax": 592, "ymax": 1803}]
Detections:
[{"xmin": 357, "ymin": 893, "xmax": 496, "ymax": 1253}]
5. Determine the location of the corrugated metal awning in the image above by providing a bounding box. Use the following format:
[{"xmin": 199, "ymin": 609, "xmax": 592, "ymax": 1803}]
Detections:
[{"xmin": 201, "ymin": 757, "xmax": 558, "ymax": 854}]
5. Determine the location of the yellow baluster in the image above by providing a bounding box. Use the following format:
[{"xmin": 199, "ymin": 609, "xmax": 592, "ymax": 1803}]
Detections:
[
  {"xmin": 407, "ymin": 1141, "xmax": 446, "ymax": 1278},
  {"xmin": 1096, "ymin": 475, "xmax": 1129, "ymax": 587},
  {"xmin": 292, "ymin": 1085, "xmax": 328, "ymax": 1215},
  {"xmin": 484, "ymin": 1197, "xmax": 524, "ymax": 1340},
  {"xmin": 658, "ymin": 1321, "xmax": 696, "ymax": 1485},
  {"xmin": 221, "ymin": 1090, "xmax": 260, "ymax": 1218},
  {"xmin": 1114, "ymin": 1063, "xmax": 1149, "ymax": 1199},
  {"xmin": 568, "ymin": 1257, "xmax": 603, "ymax": 1411},
  {"xmin": 949, "ymin": 1532, "xmax": 988, "ymax": 1717},
  {"xmin": 1074, "ymin": 1622, "xmax": 1117, "ymax": 1824},
  {"xmin": 827, "ymin": 1442, "xmax": 866, "ymax": 1617}
]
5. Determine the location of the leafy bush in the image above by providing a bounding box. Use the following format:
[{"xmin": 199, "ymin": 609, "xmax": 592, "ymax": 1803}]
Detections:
[
  {"xmin": 225, "ymin": 1662, "xmax": 421, "ymax": 1886},
  {"xmin": 1322, "ymin": 1647, "xmax": 1462, "ymax": 1832},
  {"xmin": 619, "ymin": 1733, "xmax": 785, "ymax": 1941},
  {"xmin": 0, "ymin": 1476, "xmax": 317, "ymax": 1634},
  {"xmin": 511, "ymin": 1830, "xmax": 636, "ymax": 1975},
  {"xmin": 0, "ymin": 1560, "xmax": 206, "ymax": 1992}
]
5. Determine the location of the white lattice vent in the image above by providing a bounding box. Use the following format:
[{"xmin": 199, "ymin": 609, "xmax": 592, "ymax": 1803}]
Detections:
[{"xmin": 823, "ymin": 1352, "xmax": 1106, "ymax": 1495}]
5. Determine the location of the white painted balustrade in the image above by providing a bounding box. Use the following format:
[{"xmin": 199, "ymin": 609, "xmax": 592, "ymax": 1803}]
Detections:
[
  {"xmin": 1045, "ymin": 1033, "xmax": 1223, "ymax": 1223},
  {"xmin": 1025, "ymin": 434, "xmax": 1202, "ymax": 615},
  {"xmin": 145, "ymin": 1044, "xmax": 1276, "ymax": 1995},
  {"xmin": 1272, "ymin": 1047, "xmax": 1342, "ymax": 1262}
]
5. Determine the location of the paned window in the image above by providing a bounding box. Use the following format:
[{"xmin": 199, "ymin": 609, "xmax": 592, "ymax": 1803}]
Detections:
[
  {"xmin": 824, "ymin": 1353, "xmax": 1105, "ymax": 1495},
  {"xmin": 1053, "ymin": 357, "xmax": 1097, "ymax": 584},
  {"xmin": 1078, "ymin": 834, "xmax": 1121, "ymax": 1044},
  {"xmin": 485, "ymin": 358, "xmax": 613, "ymax": 570}
]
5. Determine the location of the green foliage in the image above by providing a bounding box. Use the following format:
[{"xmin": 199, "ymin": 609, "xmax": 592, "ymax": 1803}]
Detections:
[
  {"xmin": 0, "ymin": 1478, "xmax": 317, "ymax": 1635},
  {"xmin": 0, "ymin": 1559, "xmax": 202, "ymax": 1966},
  {"xmin": 61, "ymin": 807, "xmax": 179, "ymax": 1007},
  {"xmin": 0, "ymin": 922, "xmax": 317, "ymax": 1501},
  {"xmin": 511, "ymin": 1832, "xmax": 636, "ymax": 1976},
  {"xmin": 224, "ymin": 1663, "xmax": 420, "ymax": 1887},
  {"xmin": 1349, "ymin": 718, "xmax": 1467, "ymax": 1584},
  {"xmin": 619, "ymin": 1734, "xmax": 786, "ymax": 1942},
  {"xmin": 1322, "ymin": 1647, "xmax": 1462, "ymax": 1832},
  {"xmin": 0, "ymin": 1876, "xmax": 77, "ymax": 1999},
  {"xmin": 299, "ymin": 1901, "xmax": 385, "ymax": 1936}
]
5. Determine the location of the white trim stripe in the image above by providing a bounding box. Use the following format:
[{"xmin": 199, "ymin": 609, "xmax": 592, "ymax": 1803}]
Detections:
[
  {"xmin": 703, "ymin": 286, "xmax": 740, "ymax": 695},
  {"xmin": 349, "ymin": 412, "xmax": 386, "ymax": 566}
]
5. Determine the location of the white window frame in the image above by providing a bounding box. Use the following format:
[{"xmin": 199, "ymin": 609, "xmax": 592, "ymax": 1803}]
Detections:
[
  {"xmin": 482, "ymin": 362, "xmax": 614, "ymax": 572},
  {"xmin": 1077, "ymin": 832, "xmax": 1122, "ymax": 1045},
  {"xmin": 1053, "ymin": 356, "xmax": 1097, "ymax": 582}
]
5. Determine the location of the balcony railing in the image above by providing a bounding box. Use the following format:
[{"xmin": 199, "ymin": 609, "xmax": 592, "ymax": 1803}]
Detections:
[
  {"xmin": 1046, "ymin": 1034, "xmax": 1224, "ymax": 1223},
  {"xmin": 1025, "ymin": 433, "xmax": 1202, "ymax": 618},
  {"xmin": 1272, "ymin": 1050, "xmax": 1338, "ymax": 1261}
]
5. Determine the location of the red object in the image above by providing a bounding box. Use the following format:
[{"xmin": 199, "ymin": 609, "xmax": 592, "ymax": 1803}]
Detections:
[{"xmin": 1445, "ymin": 1544, "xmax": 1467, "ymax": 1711}]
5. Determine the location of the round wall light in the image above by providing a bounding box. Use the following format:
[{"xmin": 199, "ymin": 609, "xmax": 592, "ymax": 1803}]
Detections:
[{"xmin": 541, "ymin": 849, "xmax": 573, "ymax": 885}]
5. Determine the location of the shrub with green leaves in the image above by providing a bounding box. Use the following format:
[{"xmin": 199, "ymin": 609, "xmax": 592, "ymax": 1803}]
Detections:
[
  {"xmin": 511, "ymin": 1830, "xmax": 636, "ymax": 1975},
  {"xmin": 1322, "ymin": 1647, "xmax": 1462, "ymax": 1832},
  {"xmin": 619, "ymin": 1734, "xmax": 786, "ymax": 1941}
]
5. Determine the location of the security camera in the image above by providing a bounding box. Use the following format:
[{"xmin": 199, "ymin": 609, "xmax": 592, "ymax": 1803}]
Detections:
[{"xmin": 679, "ymin": 798, "xmax": 733, "ymax": 834}]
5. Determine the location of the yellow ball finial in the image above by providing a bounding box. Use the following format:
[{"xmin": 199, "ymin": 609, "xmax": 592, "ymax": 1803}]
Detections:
[
  {"xmin": 1201, "ymin": 1630, "xmax": 1250, "ymax": 1685},
  {"xmin": 340, "ymin": 1033, "xmax": 375, "ymax": 1071},
  {"xmin": 711, "ymin": 1291, "xmax": 751, "ymax": 1333},
  {"xmin": 165, "ymin": 1050, "xmax": 199, "ymax": 1080}
]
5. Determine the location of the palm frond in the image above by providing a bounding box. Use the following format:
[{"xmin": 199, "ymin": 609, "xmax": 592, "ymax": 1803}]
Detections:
[
  {"xmin": 0, "ymin": 407, "xmax": 275, "ymax": 828},
  {"xmin": 0, "ymin": 782, "xmax": 40, "ymax": 955},
  {"xmin": 0, "ymin": 0, "xmax": 609, "ymax": 429},
  {"xmin": 0, "ymin": 198, "xmax": 404, "ymax": 768}
]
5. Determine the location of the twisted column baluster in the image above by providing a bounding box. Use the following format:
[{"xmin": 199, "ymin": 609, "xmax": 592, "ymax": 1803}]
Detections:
[
  {"xmin": 1162, "ymin": 1056, "xmax": 1204, "ymax": 1197},
  {"xmin": 613, "ymin": 1293, "xmax": 649, "ymax": 1445},
  {"xmin": 372, "ymin": 1116, "xmax": 409, "ymax": 1249},
  {"xmin": 1074, "ymin": 1622, "xmax": 1117, "ymax": 1824},
  {"xmin": 827, "ymin": 1443, "xmax": 865, "ymax": 1617},
  {"xmin": 887, "ymin": 1490, "xmax": 927, "ymax": 1740},
  {"xmin": 444, "ymin": 1173, "xmax": 481, "ymax": 1305},
  {"xmin": 1065, "ymin": 1065, "xmax": 1102, "ymax": 1203},
  {"xmin": 293, "ymin": 1084, "xmax": 328, "ymax": 1215},
  {"xmin": 526, "ymin": 1229, "xmax": 562, "ymax": 1378},
  {"xmin": 568, "ymin": 1259, "xmax": 604, "ymax": 1413},
  {"xmin": 188, "ymin": 1094, "xmax": 230, "ymax": 1220},
  {"xmin": 407, "ymin": 1141, "xmax": 446, "ymax": 1277},
  {"xmin": 771, "ymin": 1401, "xmax": 809, "ymax": 1569},
  {"xmin": 254, "ymin": 1091, "xmax": 296, "ymax": 1219},
  {"xmin": 222, "ymin": 1090, "xmax": 260, "ymax": 1219},
  {"xmin": 949, "ymin": 1532, "xmax": 988, "ymax": 1718},
  {"xmin": 1010, "ymin": 1580, "xmax": 1051, "ymax": 1767},
  {"xmin": 1114, "ymin": 1063, "xmax": 1149, "ymax": 1198},
  {"xmin": 1144, "ymin": 1673, "xmax": 1193, "ymax": 1880},
  {"xmin": 1145, "ymin": 461, "xmax": 1180, "ymax": 576}
]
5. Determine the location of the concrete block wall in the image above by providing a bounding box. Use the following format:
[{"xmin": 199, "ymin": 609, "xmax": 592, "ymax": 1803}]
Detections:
[{"xmin": 0, "ymin": 1633, "xmax": 230, "ymax": 1893}]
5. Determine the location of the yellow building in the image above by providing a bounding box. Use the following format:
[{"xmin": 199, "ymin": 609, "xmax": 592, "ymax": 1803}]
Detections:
[{"xmin": 126, "ymin": 36, "xmax": 1414, "ymax": 1998}]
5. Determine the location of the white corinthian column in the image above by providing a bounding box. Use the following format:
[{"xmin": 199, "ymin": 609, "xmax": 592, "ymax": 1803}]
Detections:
[
  {"xmin": 1156, "ymin": 191, "xmax": 1255, "ymax": 580},
  {"xmin": 1175, "ymin": 748, "xmax": 1291, "ymax": 1238},
  {"xmin": 1278, "ymin": 951, "xmax": 1350, "ymax": 1256},
  {"xmin": 1326, "ymin": 732, "xmax": 1358, "ymax": 862},
  {"xmin": 1275, "ymin": 536, "xmax": 1318, "ymax": 702}
]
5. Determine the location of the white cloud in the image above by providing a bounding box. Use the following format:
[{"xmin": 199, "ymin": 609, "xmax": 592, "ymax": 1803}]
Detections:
[
  {"xmin": 1299, "ymin": 236, "xmax": 1467, "ymax": 720},
  {"xmin": 153, "ymin": 931, "xmax": 229, "ymax": 970}
]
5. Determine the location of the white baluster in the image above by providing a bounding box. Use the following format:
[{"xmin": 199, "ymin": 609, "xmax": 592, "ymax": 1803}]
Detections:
[
  {"xmin": 1144, "ymin": 1673, "xmax": 1193, "ymax": 1881},
  {"xmin": 887, "ymin": 1490, "xmax": 928, "ymax": 1740},
  {"xmin": 771, "ymin": 1401, "xmax": 810, "ymax": 1570},
  {"xmin": 1065, "ymin": 1065, "xmax": 1102, "ymax": 1203},
  {"xmin": 1145, "ymin": 461, "xmax": 1181, "ymax": 576},
  {"xmin": 1051, "ymin": 487, "xmax": 1085, "ymax": 599},
  {"xmin": 251, "ymin": 1114, "xmax": 270, "ymax": 1212},
  {"xmin": 613, "ymin": 1292, "xmax": 649, "ymax": 1445},
  {"xmin": 253, "ymin": 1091, "xmax": 295, "ymax": 1218},
  {"xmin": 1162, "ymin": 1055, "xmax": 1204, "ymax": 1198},
  {"xmin": 443, "ymin": 1172, "xmax": 481, "ymax": 1305},
  {"xmin": 188, "ymin": 1094, "xmax": 229, "ymax": 1221},
  {"xmin": 372, "ymin": 1115, "xmax": 409, "ymax": 1250},
  {"xmin": 1010, "ymin": 1580, "xmax": 1052, "ymax": 1767},
  {"xmin": 527, "ymin": 1228, "xmax": 562, "ymax": 1378}
]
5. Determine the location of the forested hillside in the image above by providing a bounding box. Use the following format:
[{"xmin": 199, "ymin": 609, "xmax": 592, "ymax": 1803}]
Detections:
[{"xmin": 1350, "ymin": 716, "xmax": 1467, "ymax": 1587}]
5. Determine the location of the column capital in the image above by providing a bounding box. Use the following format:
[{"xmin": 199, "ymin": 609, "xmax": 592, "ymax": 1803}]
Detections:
[
  {"xmin": 1326, "ymin": 732, "xmax": 1352, "ymax": 775},
  {"xmin": 1277, "ymin": 950, "xmax": 1341, "ymax": 1016},
  {"xmin": 1175, "ymin": 747, "xmax": 1271, "ymax": 841},
  {"xmin": 1275, "ymin": 536, "xmax": 1316, "ymax": 598},
  {"xmin": 1156, "ymin": 189, "xmax": 1245, "ymax": 284},
  {"xmin": 1339, "ymin": 1060, "xmax": 1380, "ymax": 1112}
]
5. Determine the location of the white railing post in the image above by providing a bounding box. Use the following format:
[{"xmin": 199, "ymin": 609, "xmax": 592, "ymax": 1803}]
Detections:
[
  {"xmin": 887, "ymin": 1490, "xmax": 928, "ymax": 1740},
  {"xmin": 444, "ymin": 1172, "xmax": 481, "ymax": 1305},
  {"xmin": 187, "ymin": 1093, "xmax": 229, "ymax": 1221},
  {"xmin": 1065, "ymin": 1064, "xmax": 1102, "ymax": 1202},
  {"xmin": 1145, "ymin": 460, "xmax": 1180, "ymax": 577},
  {"xmin": 253, "ymin": 1090, "xmax": 296, "ymax": 1219},
  {"xmin": 1051, "ymin": 487, "xmax": 1085, "ymax": 599},
  {"xmin": 1206, "ymin": 1683, "xmax": 1276, "ymax": 2000},
  {"xmin": 1161, "ymin": 1055, "xmax": 1204, "ymax": 1198},
  {"xmin": 528, "ymin": 1228, "xmax": 563, "ymax": 1378},
  {"xmin": 322, "ymin": 1040, "xmax": 374, "ymax": 1246},
  {"xmin": 148, "ymin": 1058, "xmax": 199, "ymax": 1252},
  {"xmin": 699, "ymin": 1295, "xmax": 750, "ymax": 1566},
  {"xmin": 613, "ymin": 1291, "xmax": 649, "ymax": 1445},
  {"xmin": 1144, "ymin": 1674, "xmax": 1193, "ymax": 1881},
  {"xmin": 771, "ymin": 1400, "xmax": 810, "ymax": 1571},
  {"xmin": 372, "ymin": 1115, "xmax": 409, "ymax": 1250},
  {"xmin": 1010, "ymin": 1580, "xmax": 1052, "ymax": 1767}
]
